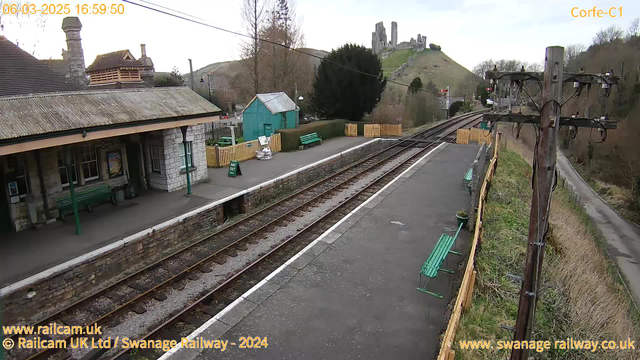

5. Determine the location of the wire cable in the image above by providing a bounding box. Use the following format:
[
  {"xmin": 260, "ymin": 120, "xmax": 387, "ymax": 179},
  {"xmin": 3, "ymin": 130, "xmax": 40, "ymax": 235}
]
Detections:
[{"xmin": 120, "ymin": 0, "xmax": 430, "ymax": 93}]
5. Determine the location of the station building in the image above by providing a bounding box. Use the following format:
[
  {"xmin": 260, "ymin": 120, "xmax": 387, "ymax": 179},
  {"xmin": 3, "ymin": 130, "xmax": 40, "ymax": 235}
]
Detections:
[{"xmin": 242, "ymin": 92, "xmax": 298, "ymax": 141}]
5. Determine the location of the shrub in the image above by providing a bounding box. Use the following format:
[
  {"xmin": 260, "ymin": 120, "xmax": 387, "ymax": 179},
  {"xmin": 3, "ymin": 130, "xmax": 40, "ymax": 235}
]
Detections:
[
  {"xmin": 429, "ymin": 43, "xmax": 442, "ymax": 50},
  {"xmin": 278, "ymin": 120, "xmax": 346, "ymax": 151}
]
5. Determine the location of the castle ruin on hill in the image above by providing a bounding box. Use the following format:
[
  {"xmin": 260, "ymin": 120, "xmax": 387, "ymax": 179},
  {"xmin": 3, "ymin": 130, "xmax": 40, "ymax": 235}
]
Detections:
[{"xmin": 371, "ymin": 21, "xmax": 427, "ymax": 55}]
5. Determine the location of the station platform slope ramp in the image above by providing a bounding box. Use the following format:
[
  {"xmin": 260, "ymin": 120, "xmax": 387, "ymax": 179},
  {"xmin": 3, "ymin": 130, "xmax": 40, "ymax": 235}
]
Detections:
[
  {"xmin": 0, "ymin": 137, "xmax": 371, "ymax": 287},
  {"xmin": 169, "ymin": 143, "xmax": 480, "ymax": 360}
]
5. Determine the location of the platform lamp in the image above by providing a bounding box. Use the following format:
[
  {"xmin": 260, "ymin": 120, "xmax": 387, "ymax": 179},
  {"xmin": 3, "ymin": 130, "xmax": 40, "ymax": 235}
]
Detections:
[{"xmin": 200, "ymin": 72, "xmax": 212, "ymax": 103}]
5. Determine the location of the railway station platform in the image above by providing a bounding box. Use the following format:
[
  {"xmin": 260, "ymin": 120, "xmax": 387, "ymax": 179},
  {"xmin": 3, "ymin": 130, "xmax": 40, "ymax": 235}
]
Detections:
[
  {"xmin": 0, "ymin": 137, "xmax": 372, "ymax": 287},
  {"xmin": 166, "ymin": 142, "xmax": 480, "ymax": 360}
]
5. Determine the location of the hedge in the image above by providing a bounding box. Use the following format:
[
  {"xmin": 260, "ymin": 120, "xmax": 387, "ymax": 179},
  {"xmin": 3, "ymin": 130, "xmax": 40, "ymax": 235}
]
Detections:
[{"xmin": 278, "ymin": 120, "xmax": 346, "ymax": 151}]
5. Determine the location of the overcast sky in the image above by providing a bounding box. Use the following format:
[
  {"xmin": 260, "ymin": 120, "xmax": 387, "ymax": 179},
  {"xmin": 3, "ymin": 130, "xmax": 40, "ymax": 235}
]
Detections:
[{"xmin": 3, "ymin": 0, "xmax": 638, "ymax": 74}]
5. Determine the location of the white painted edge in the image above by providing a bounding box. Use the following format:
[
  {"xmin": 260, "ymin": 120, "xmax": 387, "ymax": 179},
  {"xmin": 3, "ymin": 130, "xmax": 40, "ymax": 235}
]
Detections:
[
  {"xmin": 156, "ymin": 141, "xmax": 447, "ymax": 360},
  {"xmin": 1, "ymin": 138, "xmax": 385, "ymax": 297}
]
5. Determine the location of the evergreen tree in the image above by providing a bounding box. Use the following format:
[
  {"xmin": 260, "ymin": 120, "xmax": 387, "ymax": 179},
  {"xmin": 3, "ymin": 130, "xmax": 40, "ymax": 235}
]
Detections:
[{"xmin": 312, "ymin": 44, "xmax": 386, "ymax": 121}]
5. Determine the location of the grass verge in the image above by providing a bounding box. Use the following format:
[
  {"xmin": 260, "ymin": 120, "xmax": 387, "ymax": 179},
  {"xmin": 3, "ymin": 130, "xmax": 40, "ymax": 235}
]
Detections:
[{"xmin": 453, "ymin": 148, "xmax": 639, "ymax": 360}]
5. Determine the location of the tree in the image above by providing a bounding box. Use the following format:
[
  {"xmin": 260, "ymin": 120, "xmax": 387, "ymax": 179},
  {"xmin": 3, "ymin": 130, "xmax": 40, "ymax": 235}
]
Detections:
[
  {"xmin": 424, "ymin": 80, "xmax": 438, "ymax": 95},
  {"xmin": 593, "ymin": 25, "xmax": 623, "ymax": 45},
  {"xmin": 154, "ymin": 66, "xmax": 185, "ymax": 87},
  {"xmin": 240, "ymin": 0, "xmax": 267, "ymax": 95},
  {"xmin": 627, "ymin": 18, "xmax": 639, "ymax": 39},
  {"xmin": 312, "ymin": 44, "xmax": 386, "ymax": 121},
  {"xmin": 408, "ymin": 77, "xmax": 422, "ymax": 94},
  {"xmin": 473, "ymin": 60, "xmax": 494, "ymax": 79}
]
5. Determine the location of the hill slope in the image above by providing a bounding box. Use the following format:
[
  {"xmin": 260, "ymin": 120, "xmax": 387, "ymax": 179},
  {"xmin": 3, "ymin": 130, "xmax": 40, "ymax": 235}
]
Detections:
[{"xmin": 381, "ymin": 48, "xmax": 478, "ymax": 97}]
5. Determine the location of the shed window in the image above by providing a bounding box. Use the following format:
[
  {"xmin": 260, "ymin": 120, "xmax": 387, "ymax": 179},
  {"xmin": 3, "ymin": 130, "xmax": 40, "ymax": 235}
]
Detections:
[
  {"xmin": 80, "ymin": 145, "xmax": 100, "ymax": 181},
  {"xmin": 179, "ymin": 142, "xmax": 193, "ymax": 169},
  {"xmin": 58, "ymin": 150, "xmax": 78, "ymax": 187},
  {"xmin": 150, "ymin": 145, "xmax": 162, "ymax": 173}
]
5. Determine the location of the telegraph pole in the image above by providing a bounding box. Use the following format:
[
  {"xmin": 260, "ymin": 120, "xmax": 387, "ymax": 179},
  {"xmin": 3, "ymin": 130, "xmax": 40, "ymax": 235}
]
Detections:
[{"xmin": 510, "ymin": 46, "xmax": 564, "ymax": 360}]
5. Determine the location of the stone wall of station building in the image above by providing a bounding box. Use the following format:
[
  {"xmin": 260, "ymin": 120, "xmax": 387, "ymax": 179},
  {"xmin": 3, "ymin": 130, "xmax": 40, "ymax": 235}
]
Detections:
[{"xmin": 162, "ymin": 125, "xmax": 208, "ymax": 192}]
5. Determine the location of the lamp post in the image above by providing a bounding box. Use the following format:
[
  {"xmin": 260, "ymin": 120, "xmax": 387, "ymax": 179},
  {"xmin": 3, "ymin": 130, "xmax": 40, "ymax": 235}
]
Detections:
[
  {"xmin": 294, "ymin": 83, "xmax": 304, "ymax": 127},
  {"xmin": 200, "ymin": 72, "xmax": 212, "ymax": 103}
]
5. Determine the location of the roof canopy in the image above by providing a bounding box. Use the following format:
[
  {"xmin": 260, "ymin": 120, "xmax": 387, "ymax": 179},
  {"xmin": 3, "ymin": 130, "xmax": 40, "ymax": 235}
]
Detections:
[
  {"xmin": 0, "ymin": 87, "xmax": 221, "ymax": 142},
  {"xmin": 86, "ymin": 50, "xmax": 144, "ymax": 72},
  {"xmin": 250, "ymin": 92, "xmax": 297, "ymax": 115}
]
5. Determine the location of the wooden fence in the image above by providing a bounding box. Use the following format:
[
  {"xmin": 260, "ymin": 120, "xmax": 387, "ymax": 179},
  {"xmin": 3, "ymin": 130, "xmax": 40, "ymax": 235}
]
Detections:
[
  {"xmin": 437, "ymin": 134, "xmax": 499, "ymax": 360},
  {"xmin": 456, "ymin": 128, "xmax": 490, "ymax": 145},
  {"xmin": 363, "ymin": 124, "xmax": 402, "ymax": 137},
  {"xmin": 456, "ymin": 129, "xmax": 470, "ymax": 144},
  {"xmin": 206, "ymin": 133, "xmax": 282, "ymax": 168},
  {"xmin": 364, "ymin": 124, "xmax": 381, "ymax": 138},
  {"xmin": 345, "ymin": 123, "xmax": 358, "ymax": 137}
]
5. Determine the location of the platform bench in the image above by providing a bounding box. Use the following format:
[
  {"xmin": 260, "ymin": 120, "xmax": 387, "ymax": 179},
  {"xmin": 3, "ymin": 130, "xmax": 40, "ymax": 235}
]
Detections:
[
  {"xmin": 417, "ymin": 223, "xmax": 463, "ymax": 298},
  {"xmin": 462, "ymin": 166, "xmax": 473, "ymax": 193},
  {"xmin": 56, "ymin": 184, "xmax": 115, "ymax": 221},
  {"xmin": 299, "ymin": 133, "xmax": 322, "ymax": 149}
]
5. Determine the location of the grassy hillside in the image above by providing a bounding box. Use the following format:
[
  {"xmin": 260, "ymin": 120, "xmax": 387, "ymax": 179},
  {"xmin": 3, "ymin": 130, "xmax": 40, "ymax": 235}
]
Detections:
[
  {"xmin": 384, "ymin": 48, "xmax": 477, "ymax": 96},
  {"xmin": 381, "ymin": 49, "xmax": 415, "ymax": 77}
]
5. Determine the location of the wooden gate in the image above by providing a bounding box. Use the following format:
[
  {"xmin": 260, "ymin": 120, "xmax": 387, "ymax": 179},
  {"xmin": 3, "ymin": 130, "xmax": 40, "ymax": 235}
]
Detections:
[
  {"xmin": 364, "ymin": 124, "xmax": 381, "ymax": 138},
  {"xmin": 345, "ymin": 123, "xmax": 358, "ymax": 137}
]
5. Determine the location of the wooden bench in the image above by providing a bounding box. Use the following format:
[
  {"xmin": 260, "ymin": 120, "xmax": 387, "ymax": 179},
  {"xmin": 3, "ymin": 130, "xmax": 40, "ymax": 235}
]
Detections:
[
  {"xmin": 417, "ymin": 223, "xmax": 463, "ymax": 298},
  {"xmin": 299, "ymin": 132, "xmax": 322, "ymax": 149},
  {"xmin": 462, "ymin": 166, "xmax": 473, "ymax": 193},
  {"xmin": 56, "ymin": 184, "xmax": 115, "ymax": 221}
]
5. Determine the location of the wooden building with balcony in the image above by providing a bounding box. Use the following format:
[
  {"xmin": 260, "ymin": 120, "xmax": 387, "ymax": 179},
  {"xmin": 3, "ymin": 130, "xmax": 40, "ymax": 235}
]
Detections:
[{"xmin": 85, "ymin": 49, "xmax": 153, "ymax": 89}]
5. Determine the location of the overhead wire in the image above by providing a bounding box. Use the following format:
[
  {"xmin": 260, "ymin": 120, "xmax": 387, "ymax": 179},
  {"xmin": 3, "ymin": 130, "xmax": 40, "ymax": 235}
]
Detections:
[{"xmin": 120, "ymin": 0, "xmax": 433, "ymax": 93}]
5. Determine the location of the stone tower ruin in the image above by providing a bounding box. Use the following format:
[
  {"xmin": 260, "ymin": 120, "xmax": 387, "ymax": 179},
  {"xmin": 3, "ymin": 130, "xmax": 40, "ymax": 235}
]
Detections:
[
  {"xmin": 371, "ymin": 22, "xmax": 387, "ymax": 55},
  {"xmin": 391, "ymin": 22, "xmax": 398, "ymax": 47}
]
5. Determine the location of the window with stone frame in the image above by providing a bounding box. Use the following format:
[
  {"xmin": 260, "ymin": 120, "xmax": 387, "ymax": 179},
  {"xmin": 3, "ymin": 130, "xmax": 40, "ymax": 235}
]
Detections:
[
  {"xmin": 179, "ymin": 141, "xmax": 193, "ymax": 169},
  {"xmin": 57, "ymin": 150, "xmax": 78, "ymax": 187},
  {"xmin": 150, "ymin": 145, "xmax": 162, "ymax": 173},
  {"xmin": 80, "ymin": 145, "xmax": 100, "ymax": 181}
]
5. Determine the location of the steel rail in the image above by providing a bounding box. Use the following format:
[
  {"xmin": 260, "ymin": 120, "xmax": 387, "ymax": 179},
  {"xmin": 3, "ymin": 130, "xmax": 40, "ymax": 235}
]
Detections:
[{"xmin": 105, "ymin": 113, "xmax": 484, "ymax": 360}]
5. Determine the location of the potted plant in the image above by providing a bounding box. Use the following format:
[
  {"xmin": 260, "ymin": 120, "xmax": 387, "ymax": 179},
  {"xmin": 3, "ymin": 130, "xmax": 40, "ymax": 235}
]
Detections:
[{"xmin": 456, "ymin": 209, "xmax": 469, "ymax": 228}]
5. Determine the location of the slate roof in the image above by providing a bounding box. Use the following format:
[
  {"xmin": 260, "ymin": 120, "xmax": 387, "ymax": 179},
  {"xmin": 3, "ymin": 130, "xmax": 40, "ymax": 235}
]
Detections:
[
  {"xmin": 86, "ymin": 50, "xmax": 144, "ymax": 72},
  {"xmin": 0, "ymin": 87, "xmax": 221, "ymax": 141},
  {"xmin": 253, "ymin": 92, "xmax": 297, "ymax": 114},
  {"xmin": 0, "ymin": 36, "xmax": 84, "ymax": 97},
  {"xmin": 40, "ymin": 59, "xmax": 70, "ymax": 77}
]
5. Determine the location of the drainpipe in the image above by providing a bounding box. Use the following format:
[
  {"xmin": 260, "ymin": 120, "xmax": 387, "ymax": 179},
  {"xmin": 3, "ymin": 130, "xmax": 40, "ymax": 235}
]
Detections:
[
  {"xmin": 180, "ymin": 126, "xmax": 192, "ymax": 196},
  {"xmin": 35, "ymin": 150, "xmax": 51, "ymax": 220}
]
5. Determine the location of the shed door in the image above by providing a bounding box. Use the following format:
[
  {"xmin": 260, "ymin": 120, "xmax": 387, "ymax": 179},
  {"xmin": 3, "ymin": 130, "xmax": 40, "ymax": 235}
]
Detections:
[{"xmin": 264, "ymin": 124, "xmax": 273, "ymax": 137}]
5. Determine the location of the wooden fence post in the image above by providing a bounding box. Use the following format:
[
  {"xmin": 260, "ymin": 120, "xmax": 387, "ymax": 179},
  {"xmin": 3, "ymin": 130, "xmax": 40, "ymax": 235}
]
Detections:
[
  {"xmin": 214, "ymin": 144, "xmax": 220, "ymax": 168},
  {"xmin": 463, "ymin": 270, "xmax": 477, "ymax": 311}
]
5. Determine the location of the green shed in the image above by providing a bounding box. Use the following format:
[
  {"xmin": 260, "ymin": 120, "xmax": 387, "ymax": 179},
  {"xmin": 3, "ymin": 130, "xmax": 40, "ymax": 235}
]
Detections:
[{"xmin": 242, "ymin": 92, "xmax": 298, "ymax": 141}]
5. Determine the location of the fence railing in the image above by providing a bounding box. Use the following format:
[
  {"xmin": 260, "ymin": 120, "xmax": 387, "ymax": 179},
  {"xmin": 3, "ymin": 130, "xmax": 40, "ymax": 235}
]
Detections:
[
  {"xmin": 437, "ymin": 134, "xmax": 499, "ymax": 360},
  {"xmin": 206, "ymin": 133, "xmax": 281, "ymax": 168}
]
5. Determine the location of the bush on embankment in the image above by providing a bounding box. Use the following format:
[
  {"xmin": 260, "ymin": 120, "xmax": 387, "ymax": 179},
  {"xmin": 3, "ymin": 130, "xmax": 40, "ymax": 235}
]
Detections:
[
  {"xmin": 454, "ymin": 149, "xmax": 640, "ymax": 360},
  {"xmin": 278, "ymin": 119, "xmax": 346, "ymax": 152}
]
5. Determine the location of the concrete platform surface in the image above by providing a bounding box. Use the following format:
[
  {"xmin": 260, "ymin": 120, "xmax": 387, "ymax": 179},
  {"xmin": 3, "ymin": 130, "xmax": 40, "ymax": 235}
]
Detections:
[
  {"xmin": 0, "ymin": 137, "xmax": 371, "ymax": 287},
  {"xmin": 172, "ymin": 143, "xmax": 480, "ymax": 360}
]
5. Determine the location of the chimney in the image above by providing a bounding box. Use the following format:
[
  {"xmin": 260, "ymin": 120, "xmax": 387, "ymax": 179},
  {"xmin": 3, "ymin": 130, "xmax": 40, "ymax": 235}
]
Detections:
[
  {"xmin": 61, "ymin": 17, "xmax": 87, "ymax": 86},
  {"xmin": 139, "ymin": 44, "xmax": 155, "ymax": 87}
]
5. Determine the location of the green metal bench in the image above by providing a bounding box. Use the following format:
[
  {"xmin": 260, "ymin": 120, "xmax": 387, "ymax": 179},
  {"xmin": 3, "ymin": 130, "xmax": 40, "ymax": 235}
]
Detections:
[
  {"xmin": 463, "ymin": 167, "xmax": 473, "ymax": 193},
  {"xmin": 417, "ymin": 223, "xmax": 463, "ymax": 298},
  {"xmin": 218, "ymin": 137, "xmax": 233, "ymax": 147},
  {"xmin": 56, "ymin": 184, "xmax": 115, "ymax": 221},
  {"xmin": 299, "ymin": 132, "xmax": 322, "ymax": 148}
]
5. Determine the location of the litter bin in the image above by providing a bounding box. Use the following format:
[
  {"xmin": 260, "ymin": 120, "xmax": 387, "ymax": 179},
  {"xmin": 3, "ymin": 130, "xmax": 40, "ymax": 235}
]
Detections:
[
  {"xmin": 115, "ymin": 188, "xmax": 126, "ymax": 204},
  {"xmin": 26, "ymin": 193, "xmax": 37, "ymax": 225}
]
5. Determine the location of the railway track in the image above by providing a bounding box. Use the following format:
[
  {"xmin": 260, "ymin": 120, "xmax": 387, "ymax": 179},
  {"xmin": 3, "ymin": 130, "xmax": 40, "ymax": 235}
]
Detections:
[{"xmin": 7, "ymin": 111, "xmax": 484, "ymax": 360}]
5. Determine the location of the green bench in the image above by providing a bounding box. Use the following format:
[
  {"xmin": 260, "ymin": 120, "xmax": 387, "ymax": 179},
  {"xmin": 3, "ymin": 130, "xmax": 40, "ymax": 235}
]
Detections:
[
  {"xmin": 417, "ymin": 223, "xmax": 463, "ymax": 298},
  {"xmin": 299, "ymin": 132, "xmax": 322, "ymax": 149},
  {"xmin": 56, "ymin": 184, "xmax": 115, "ymax": 221},
  {"xmin": 463, "ymin": 167, "xmax": 473, "ymax": 193}
]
